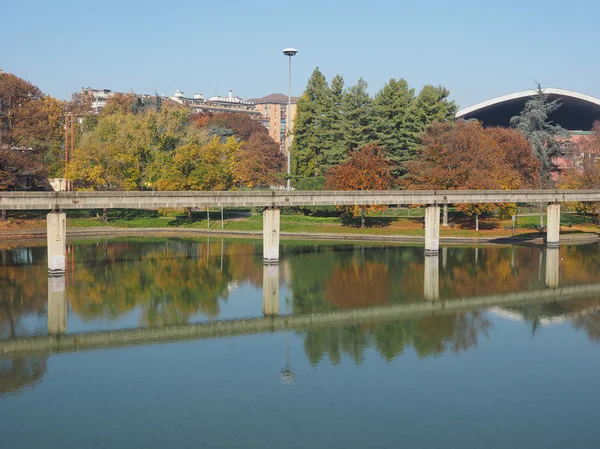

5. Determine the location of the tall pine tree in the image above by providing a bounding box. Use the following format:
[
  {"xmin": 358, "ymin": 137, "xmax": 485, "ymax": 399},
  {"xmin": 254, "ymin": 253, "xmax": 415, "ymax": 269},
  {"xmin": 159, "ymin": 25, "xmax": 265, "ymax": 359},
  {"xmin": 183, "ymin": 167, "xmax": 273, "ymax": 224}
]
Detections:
[
  {"xmin": 321, "ymin": 74, "xmax": 346, "ymax": 170},
  {"xmin": 291, "ymin": 67, "xmax": 332, "ymax": 179},
  {"xmin": 405, "ymin": 85, "xmax": 457, "ymax": 153},
  {"xmin": 341, "ymin": 78, "xmax": 376, "ymax": 152},
  {"xmin": 372, "ymin": 78, "xmax": 415, "ymax": 174}
]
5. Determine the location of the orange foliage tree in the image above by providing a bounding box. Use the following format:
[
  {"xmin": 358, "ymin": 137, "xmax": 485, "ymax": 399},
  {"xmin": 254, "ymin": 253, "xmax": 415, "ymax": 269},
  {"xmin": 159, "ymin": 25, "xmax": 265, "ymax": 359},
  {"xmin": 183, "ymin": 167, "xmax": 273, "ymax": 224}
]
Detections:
[
  {"xmin": 559, "ymin": 122, "xmax": 600, "ymax": 217},
  {"xmin": 326, "ymin": 143, "xmax": 395, "ymax": 227},
  {"xmin": 404, "ymin": 121, "xmax": 540, "ymax": 227},
  {"xmin": 236, "ymin": 133, "xmax": 286, "ymax": 188}
]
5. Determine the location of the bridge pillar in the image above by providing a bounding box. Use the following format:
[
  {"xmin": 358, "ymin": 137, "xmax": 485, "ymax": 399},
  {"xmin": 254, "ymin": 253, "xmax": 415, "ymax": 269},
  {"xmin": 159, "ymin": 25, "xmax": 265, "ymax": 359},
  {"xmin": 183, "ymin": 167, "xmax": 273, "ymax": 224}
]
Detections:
[
  {"xmin": 47, "ymin": 211, "xmax": 66, "ymax": 275},
  {"xmin": 425, "ymin": 205, "xmax": 440, "ymax": 256},
  {"xmin": 262, "ymin": 264, "xmax": 280, "ymax": 316},
  {"xmin": 442, "ymin": 204, "xmax": 448, "ymax": 227},
  {"xmin": 424, "ymin": 255, "xmax": 440, "ymax": 301},
  {"xmin": 48, "ymin": 275, "xmax": 67, "ymax": 335},
  {"xmin": 263, "ymin": 207, "xmax": 280, "ymax": 264},
  {"xmin": 547, "ymin": 203, "xmax": 560, "ymax": 247},
  {"xmin": 545, "ymin": 248, "xmax": 560, "ymax": 289}
]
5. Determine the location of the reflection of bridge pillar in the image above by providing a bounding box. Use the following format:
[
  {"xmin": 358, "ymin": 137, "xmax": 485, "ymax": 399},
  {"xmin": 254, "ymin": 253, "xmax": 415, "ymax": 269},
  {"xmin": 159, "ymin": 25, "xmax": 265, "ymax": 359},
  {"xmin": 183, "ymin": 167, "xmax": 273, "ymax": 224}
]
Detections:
[
  {"xmin": 442, "ymin": 247, "xmax": 447, "ymax": 271},
  {"xmin": 545, "ymin": 248, "xmax": 560, "ymax": 288},
  {"xmin": 262, "ymin": 264, "xmax": 280, "ymax": 316},
  {"xmin": 48, "ymin": 276, "xmax": 67, "ymax": 335},
  {"xmin": 263, "ymin": 208, "xmax": 280, "ymax": 264},
  {"xmin": 547, "ymin": 204, "xmax": 560, "ymax": 248},
  {"xmin": 47, "ymin": 212, "xmax": 66, "ymax": 275},
  {"xmin": 424, "ymin": 255, "xmax": 440, "ymax": 301},
  {"xmin": 425, "ymin": 205, "xmax": 440, "ymax": 256}
]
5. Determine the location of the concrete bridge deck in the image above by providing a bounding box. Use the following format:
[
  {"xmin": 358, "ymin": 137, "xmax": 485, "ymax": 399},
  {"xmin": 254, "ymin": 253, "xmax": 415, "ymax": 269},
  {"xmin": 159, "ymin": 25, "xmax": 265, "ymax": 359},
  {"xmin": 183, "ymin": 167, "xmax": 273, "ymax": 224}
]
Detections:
[
  {"xmin": 2, "ymin": 282, "xmax": 598, "ymax": 356},
  {"xmin": 2, "ymin": 189, "xmax": 600, "ymax": 210}
]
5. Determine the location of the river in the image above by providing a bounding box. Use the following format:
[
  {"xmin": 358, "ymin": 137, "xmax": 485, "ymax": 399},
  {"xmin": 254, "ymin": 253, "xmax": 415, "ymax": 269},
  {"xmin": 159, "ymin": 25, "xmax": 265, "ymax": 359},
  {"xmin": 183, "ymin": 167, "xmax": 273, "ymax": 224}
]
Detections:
[{"xmin": 1, "ymin": 237, "xmax": 600, "ymax": 448}]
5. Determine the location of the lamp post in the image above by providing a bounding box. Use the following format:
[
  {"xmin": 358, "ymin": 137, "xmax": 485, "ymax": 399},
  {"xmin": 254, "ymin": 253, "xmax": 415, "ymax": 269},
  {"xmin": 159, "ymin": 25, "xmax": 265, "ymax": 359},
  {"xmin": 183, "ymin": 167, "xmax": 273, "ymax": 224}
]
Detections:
[{"xmin": 282, "ymin": 48, "xmax": 297, "ymax": 191}]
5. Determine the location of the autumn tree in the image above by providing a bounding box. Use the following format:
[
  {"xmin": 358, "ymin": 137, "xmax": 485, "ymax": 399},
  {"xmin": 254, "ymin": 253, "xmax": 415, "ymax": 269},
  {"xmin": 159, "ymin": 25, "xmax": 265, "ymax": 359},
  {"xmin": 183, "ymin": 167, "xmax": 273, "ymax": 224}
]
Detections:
[
  {"xmin": 0, "ymin": 72, "xmax": 43, "ymax": 144},
  {"xmin": 204, "ymin": 113, "xmax": 268, "ymax": 141},
  {"xmin": 236, "ymin": 133, "xmax": 285, "ymax": 188},
  {"xmin": 559, "ymin": 122, "xmax": 600, "ymax": 217},
  {"xmin": 155, "ymin": 136, "xmax": 241, "ymax": 191},
  {"xmin": 101, "ymin": 93, "xmax": 136, "ymax": 115},
  {"xmin": 404, "ymin": 121, "xmax": 536, "ymax": 228},
  {"xmin": 0, "ymin": 149, "xmax": 48, "ymax": 191},
  {"xmin": 326, "ymin": 143, "xmax": 394, "ymax": 227}
]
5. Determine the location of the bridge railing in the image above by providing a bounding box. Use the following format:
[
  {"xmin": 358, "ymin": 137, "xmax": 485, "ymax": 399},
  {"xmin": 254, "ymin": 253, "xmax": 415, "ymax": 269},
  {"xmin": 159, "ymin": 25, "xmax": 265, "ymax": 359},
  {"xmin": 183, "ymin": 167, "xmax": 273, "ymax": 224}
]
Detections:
[{"xmin": 2, "ymin": 189, "xmax": 600, "ymax": 210}]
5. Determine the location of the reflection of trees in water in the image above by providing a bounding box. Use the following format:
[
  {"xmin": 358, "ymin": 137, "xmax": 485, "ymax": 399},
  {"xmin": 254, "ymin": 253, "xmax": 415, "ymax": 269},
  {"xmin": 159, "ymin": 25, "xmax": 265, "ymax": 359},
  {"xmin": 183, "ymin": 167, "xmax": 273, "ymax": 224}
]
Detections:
[
  {"xmin": 289, "ymin": 244, "xmax": 600, "ymax": 318},
  {"xmin": 302, "ymin": 312, "xmax": 492, "ymax": 366},
  {"xmin": 1, "ymin": 239, "xmax": 265, "ymax": 330},
  {"xmin": 0, "ymin": 356, "xmax": 47, "ymax": 397},
  {"xmin": 0, "ymin": 264, "xmax": 47, "ymax": 339},
  {"xmin": 69, "ymin": 239, "xmax": 263, "ymax": 326},
  {"xmin": 508, "ymin": 296, "xmax": 600, "ymax": 339}
]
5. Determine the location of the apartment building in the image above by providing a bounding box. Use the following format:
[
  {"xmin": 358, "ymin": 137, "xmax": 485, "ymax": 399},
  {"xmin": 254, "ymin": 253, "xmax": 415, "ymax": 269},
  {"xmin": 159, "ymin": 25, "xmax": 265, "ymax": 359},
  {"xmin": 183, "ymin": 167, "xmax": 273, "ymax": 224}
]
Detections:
[{"xmin": 249, "ymin": 93, "xmax": 297, "ymax": 147}]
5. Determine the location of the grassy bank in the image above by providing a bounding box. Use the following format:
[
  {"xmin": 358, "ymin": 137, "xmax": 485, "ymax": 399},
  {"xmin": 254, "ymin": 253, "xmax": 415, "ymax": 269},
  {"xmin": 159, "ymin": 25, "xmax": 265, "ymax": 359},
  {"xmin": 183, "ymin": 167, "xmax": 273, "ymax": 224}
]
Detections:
[{"xmin": 1, "ymin": 208, "xmax": 598, "ymax": 239}]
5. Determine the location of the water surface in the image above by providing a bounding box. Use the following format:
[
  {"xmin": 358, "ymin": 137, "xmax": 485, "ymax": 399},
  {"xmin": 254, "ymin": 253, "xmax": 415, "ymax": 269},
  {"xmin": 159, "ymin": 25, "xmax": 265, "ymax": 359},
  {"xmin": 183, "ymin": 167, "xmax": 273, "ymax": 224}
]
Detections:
[{"xmin": 1, "ymin": 238, "xmax": 600, "ymax": 448}]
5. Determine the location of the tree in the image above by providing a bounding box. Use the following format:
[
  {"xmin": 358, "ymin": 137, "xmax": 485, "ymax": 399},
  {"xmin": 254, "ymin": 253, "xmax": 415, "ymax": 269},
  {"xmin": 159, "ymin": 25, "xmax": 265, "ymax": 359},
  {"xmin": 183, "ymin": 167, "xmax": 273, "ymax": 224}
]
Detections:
[
  {"xmin": 204, "ymin": 113, "xmax": 268, "ymax": 141},
  {"xmin": 405, "ymin": 85, "xmax": 457, "ymax": 153},
  {"xmin": 0, "ymin": 149, "xmax": 47, "ymax": 191},
  {"xmin": 559, "ymin": 122, "xmax": 600, "ymax": 217},
  {"xmin": 290, "ymin": 67, "xmax": 333, "ymax": 179},
  {"xmin": 326, "ymin": 143, "xmax": 394, "ymax": 227},
  {"xmin": 341, "ymin": 78, "xmax": 376, "ymax": 153},
  {"xmin": 101, "ymin": 93, "xmax": 136, "ymax": 115},
  {"xmin": 0, "ymin": 72, "xmax": 43, "ymax": 144},
  {"xmin": 403, "ymin": 121, "xmax": 534, "ymax": 228},
  {"xmin": 372, "ymin": 78, "xmax": 415, "ymax": 174},
  {"xmin": 236, "ymin": 133, "xmax": 285, "ymax": 188},
  {"xmin": 485, "ymin": 127, "xmax": 540, "ymax": 188},
  {"xmin": 322, "ymin": 74, "xmax": 346, "ymax": 170},
  {"xmin": 510, "ymin": 84, "xmax": 569, "ymax": 187},
  {"xmin": 156, "ymin": 136, "xmax": 241, "ymax": 191}
]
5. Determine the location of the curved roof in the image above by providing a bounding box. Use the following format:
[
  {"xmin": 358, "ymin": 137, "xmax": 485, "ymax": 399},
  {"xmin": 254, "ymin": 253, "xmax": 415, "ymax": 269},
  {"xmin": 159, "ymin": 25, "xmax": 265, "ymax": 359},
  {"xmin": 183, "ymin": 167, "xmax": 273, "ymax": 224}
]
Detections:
[{"xmin": 456, "ymin": 88, "xmax": 600, "ymax": 130}]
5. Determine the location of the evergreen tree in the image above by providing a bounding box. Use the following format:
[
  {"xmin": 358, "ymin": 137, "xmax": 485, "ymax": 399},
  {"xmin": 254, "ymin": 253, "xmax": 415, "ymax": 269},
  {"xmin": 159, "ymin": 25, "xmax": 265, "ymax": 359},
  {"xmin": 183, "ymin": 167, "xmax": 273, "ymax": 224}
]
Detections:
[
  {"xmin": 510, "ymin": 84, "xmax": 569, "ymax": 187},
  {"xmin": 155, "ymin": 90, "xmax": 162, "ymax": 113},
  {"xmin": 291, "ymin": 67, "xmax": 332, "ymax": 179},
  {"xmin": 321, "ymin": 74, "xmax": 346, "ymax": 170},
  {"xmin": 372, "ymin": 78, "xmax": 415, "ymax": 174},
  {"xmin": 405, "ymin": 85, "xmax": 457, "ymax": 154},
  {"xmin": 341, "ymin": 78, "xmax": 376, "ymax": 153}
]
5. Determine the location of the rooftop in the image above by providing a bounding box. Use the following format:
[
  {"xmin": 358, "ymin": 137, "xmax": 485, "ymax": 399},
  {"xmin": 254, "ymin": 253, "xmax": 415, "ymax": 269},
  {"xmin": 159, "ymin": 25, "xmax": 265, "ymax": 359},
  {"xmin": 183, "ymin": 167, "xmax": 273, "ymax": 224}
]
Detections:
[{"xmin": 249, "ymin": 93, "xmax": 298, "ymax": 105}]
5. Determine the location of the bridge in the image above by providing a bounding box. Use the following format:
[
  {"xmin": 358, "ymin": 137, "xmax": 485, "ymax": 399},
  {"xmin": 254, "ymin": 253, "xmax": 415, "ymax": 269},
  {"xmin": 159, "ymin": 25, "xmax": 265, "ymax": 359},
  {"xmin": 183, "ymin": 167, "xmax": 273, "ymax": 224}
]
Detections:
[{"xmin": 2, "ymin": 189, "xmax": 599, "ymax": 272}]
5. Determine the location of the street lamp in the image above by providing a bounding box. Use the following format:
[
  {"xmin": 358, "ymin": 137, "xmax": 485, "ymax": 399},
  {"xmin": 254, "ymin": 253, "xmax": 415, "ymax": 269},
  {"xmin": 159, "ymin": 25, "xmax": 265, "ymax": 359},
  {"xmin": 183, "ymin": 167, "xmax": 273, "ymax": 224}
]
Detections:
[{"xmin": 283, "ymin": 48, "xmax": 297, "ymax": 191}]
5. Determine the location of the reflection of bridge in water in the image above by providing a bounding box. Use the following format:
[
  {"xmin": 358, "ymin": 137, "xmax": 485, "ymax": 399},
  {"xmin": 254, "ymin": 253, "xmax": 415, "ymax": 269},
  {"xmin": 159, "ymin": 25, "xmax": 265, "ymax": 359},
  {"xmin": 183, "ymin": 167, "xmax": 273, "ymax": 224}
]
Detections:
[{"xmin": 2, "ymin": 255, "xmax": 597, "ymax": 355}]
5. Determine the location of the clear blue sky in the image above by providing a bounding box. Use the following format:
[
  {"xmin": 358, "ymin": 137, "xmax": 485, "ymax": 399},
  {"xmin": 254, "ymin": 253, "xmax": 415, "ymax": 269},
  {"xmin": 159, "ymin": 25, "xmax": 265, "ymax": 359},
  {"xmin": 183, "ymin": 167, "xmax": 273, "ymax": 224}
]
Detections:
[{"xmin": 3, "ymin": 0, "xmax": 599, "ymax": 110}]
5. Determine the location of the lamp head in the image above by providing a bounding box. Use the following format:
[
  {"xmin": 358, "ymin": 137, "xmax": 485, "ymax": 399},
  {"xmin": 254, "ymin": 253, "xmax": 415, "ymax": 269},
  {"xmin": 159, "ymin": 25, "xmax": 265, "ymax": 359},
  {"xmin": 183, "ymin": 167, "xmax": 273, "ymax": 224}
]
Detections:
[{"xmin": 283, "ymin": 48, "xmax": 298, "ymax": 57}]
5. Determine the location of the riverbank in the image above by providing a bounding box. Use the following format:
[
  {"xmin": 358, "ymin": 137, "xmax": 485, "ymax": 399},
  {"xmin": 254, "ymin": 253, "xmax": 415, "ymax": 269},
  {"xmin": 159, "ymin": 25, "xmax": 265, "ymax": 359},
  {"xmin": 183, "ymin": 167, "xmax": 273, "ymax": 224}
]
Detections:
[
  {"xmin": 1, "ymin": 211, "xmax": 598, "ymax": 244},
  {"xmin": 1, "ymin": 224, "xmax": 598, "ymax": 246}
]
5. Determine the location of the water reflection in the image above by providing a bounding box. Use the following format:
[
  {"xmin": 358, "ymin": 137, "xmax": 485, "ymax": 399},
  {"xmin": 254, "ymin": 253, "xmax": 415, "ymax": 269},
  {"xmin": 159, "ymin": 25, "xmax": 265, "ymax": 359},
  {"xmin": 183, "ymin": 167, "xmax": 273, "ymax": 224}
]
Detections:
[
  {"xmin": 47, "ymin": 276, "xmax": 66, "ymax": 335},
  {"xmin": 545, "ymin": 248, "xmax": 560, "ymax": 288},
  {"xmin": 262, "ymin": 264, "xmax": 280, "ymax": 317},
  {"xmin": 303, "ymin": 312, "xmax": 492, "ymax": 366},
  {"xmin": 0, "ymin": 355, "xmax": 47, "ymax": 397},
  {"xmin": 424, "ymin": 255, "xmax": 439, "ymax": 301},
  {"xmin": 1, "ymin": 238, "xmax": 600, "ymax": 342}
]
